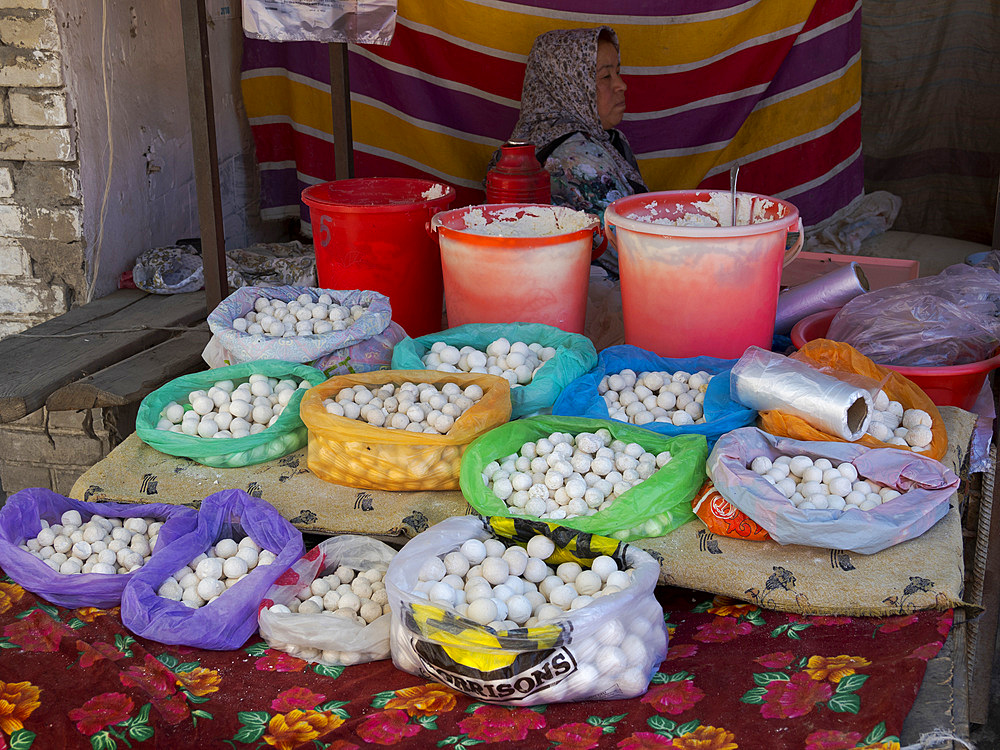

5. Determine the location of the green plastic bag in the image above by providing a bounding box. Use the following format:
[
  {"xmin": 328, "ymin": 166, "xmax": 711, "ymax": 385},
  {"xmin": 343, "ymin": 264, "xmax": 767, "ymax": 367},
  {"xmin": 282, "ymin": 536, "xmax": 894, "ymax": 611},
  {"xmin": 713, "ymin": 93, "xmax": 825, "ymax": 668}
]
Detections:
[
  {"xmin": 459, "ymin": 415, "xmax": 708, "ymax": 541},
  {"xmin": 136, "ymin": 360, "xmax": 327, "ymax": 468},
  {"xmin": 390, "ymin": 323, "xmax": 597, "ymax": 419}
]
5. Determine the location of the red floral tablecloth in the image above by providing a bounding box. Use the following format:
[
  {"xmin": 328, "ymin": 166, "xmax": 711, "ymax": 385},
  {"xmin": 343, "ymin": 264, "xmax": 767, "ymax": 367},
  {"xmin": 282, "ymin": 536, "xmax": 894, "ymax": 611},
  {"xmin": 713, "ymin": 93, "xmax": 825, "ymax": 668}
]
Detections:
[{"xmin": 0, "ymin": 571, "xmax": 950, "ymax": 749}]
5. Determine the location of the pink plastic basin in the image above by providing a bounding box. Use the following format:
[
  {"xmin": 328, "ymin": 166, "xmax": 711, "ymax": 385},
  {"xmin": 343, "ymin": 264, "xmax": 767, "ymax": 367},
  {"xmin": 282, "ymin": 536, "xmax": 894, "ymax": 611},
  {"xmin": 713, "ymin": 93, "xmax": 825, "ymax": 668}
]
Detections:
[{"xmin": 791, "ymin": 308, "xmax": 1000, "ymax": 410}]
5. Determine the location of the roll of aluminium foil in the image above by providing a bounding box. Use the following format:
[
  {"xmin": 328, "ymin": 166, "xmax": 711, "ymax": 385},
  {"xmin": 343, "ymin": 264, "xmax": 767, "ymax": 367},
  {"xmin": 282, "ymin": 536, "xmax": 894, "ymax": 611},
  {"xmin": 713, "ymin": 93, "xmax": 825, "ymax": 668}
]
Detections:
[
  {"xmin": 774, "ymin": 262, "xmax": 870, "ymax": 335},
  {"xmin": 731, "ymin": 346, "xmax": 872, "ymax": 441}
]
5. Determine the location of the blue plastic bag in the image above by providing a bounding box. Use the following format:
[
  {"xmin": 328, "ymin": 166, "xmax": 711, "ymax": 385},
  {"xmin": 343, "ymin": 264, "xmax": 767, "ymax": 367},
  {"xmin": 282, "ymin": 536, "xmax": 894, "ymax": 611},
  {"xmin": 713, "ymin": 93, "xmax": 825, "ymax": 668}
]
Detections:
[
  {"xmin": 121, "ymin": 489, "xmax": 304, "ymax": 650},
  {"xmin": 552, "ymin": 345, "xmax": 756, "ymax": 447},
  {"xmin": 390, "ymin": 322, "xmax": 597, "ymax": 419},
  {"xmin": 0, "ymin": 488, "xmax": 198, "ymax": 609}
]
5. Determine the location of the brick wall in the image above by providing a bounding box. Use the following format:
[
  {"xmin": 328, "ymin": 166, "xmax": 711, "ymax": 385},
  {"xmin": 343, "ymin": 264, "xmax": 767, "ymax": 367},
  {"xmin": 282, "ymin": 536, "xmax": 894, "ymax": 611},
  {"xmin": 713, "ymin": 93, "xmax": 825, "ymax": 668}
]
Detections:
[
  {"xmin": 0, "ymin": 405, "xmax": 137, "ymax": 500},
  {"xmin": 0, "ymin": 0, "xmax": 98, "ymax": 499},
  {"xmin": 0, "ymin": 0, "xmax": 82, "ymax": 339}
]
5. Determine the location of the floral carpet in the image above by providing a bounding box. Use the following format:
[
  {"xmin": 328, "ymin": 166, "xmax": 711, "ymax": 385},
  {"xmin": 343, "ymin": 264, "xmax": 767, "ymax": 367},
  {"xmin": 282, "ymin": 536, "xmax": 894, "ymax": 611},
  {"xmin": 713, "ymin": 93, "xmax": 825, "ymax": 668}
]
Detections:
[{"xmin": 0, "ymin": 572, "xmax": 950, "ymax": 749}]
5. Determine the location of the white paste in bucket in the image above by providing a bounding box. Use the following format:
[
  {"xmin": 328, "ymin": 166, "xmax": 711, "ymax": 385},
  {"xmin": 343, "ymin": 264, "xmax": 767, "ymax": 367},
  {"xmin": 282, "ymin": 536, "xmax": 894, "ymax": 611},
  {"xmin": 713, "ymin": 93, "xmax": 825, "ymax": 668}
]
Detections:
[
  {"xmin": 421, "ymin": 183, "xmax": 448, "ymax": 200},
  {"xmin": 628, "ymin": 192, "xmax": 783, "ymax": 227},
  {"xmin": 459, "ymin": 206, "xmax": 593, "ymax": 237}
]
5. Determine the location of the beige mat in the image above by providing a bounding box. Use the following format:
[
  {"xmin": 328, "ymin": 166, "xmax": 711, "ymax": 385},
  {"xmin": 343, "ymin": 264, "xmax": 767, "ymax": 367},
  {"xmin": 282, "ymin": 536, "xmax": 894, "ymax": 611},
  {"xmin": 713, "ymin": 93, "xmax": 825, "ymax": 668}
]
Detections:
[{"xmin": 72, "ymin": 406, "xmax": 975, "ymax": 616}]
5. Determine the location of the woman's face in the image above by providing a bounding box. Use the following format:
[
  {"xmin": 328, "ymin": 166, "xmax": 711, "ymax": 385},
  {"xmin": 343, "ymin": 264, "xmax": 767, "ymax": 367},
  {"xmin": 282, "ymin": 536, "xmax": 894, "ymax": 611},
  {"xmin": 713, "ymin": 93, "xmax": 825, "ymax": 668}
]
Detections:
[{"xmin": 596, "ymin": 38, "xmax": 626, "ymax": 130}]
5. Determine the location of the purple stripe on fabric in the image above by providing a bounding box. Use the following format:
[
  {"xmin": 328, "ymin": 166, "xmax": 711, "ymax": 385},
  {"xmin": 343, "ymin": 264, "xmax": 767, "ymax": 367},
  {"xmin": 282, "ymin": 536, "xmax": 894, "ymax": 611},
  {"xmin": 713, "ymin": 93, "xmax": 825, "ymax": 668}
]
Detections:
[
  {"xmin": 243, "ymin": 38, "xmax": 331, "ymax": 84},
  {"xmin": 349, "ymin": 54, "xmax": 518, "ymax": 140},
  {"xmin": 788, "ymin": 154, "xmax": 863, "ymax": 225},
  {"xmin": 259, "ymin": 167, "xmax": 303, "ymax": 212},
  {"xmin": 625, "ymin": 95, "xmax": 760, "ymax": 151},
  {"xmin": 768, "ymin": 16, "xmax": 860, "ymax": 95}
]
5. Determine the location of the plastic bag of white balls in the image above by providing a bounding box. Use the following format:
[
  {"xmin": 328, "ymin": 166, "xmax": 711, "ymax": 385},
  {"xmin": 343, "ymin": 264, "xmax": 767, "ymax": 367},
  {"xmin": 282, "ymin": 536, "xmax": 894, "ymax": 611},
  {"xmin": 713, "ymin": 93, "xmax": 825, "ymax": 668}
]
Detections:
[
  {"xmin": 258, "ymin": 535, "xmax": 396, "ymax": 666},
  {"xmin": 758, "ymin": 339, "xmax": 948, "ymax": 461},
  {"xmin": 459, "ymin": 415, "xmax": 708, "ymax": 541},
  {"xmin": 390, "ymin": 322, "xmax": 598, "ymax": 419},
  {"xmin": 135, "ymin": 359, "xmax": 326, "ymax": 468},
  {"xmin": 299, "ymin": 370, "xmax": 512, "ymax": 491},
  {"xmin": 0, "ymin": 488, "xmax": 199, "ymax": 609},
  {"xmin": 121, "ymin": 489, "xmax": 305, "ymax": 650},
  {"xmin": 385, "ymin": 515, "xmax": 666, "ymax": 705},
  {"xmin": 205, "ymin": 285, "xmax": 407, "ymax": 377},
  {"xmin": 552, "ymin": 344, "xmax": 756, "ymax": 448},
  {"xmin": 707, "ymin": 427, "xmax": 959, "ymax": 554}
]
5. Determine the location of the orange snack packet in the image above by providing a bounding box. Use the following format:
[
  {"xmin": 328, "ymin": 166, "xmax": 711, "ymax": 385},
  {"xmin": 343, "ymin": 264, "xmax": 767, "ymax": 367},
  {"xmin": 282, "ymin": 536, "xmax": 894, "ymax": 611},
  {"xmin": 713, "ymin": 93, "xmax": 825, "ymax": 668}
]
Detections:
[{"xmin": 692, "ymin": 481, "xmax": 770, "ymax": 541}]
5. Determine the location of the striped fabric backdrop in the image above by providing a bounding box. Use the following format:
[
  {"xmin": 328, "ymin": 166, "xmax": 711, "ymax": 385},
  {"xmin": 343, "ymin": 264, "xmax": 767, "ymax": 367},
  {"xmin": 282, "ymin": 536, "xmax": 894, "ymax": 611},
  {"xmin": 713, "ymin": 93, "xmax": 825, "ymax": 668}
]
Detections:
[{"xmin": 241, "ymin": 0, "xmax": 863, "ymax": 229}]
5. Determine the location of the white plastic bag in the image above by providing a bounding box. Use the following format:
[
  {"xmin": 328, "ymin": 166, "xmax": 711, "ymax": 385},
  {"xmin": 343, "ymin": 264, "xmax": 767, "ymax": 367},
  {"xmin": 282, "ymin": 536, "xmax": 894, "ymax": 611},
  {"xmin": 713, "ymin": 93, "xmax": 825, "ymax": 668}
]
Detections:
[
  {"xmin": 385, "ymin": 516, "xmax": 666, "ymax": 706},
  {"xmin": 242, "ymin": 0, "xmax": 397, "ymax": 45},
  {"xmin": 258, "ymin": 535, "xmax": 396, "ymax": 666}
]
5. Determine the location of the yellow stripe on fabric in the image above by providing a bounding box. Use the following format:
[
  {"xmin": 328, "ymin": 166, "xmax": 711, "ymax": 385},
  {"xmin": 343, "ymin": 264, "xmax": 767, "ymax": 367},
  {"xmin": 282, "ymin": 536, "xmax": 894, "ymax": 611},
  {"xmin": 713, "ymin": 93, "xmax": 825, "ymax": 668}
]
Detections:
[
  {"xmin": 242, "ymin": 75, "xmax": 333, "ymax": 135},
  {"xmin": 352, "ymin": 100, "xmax": 498, "ymax": 182},
  {"xmin": 640, "ymin": 60, "xmax": 859, "ymax": 190},
  {"xmin": 399, "ymin": 0, "xmax": 815, "ymax": 67}
]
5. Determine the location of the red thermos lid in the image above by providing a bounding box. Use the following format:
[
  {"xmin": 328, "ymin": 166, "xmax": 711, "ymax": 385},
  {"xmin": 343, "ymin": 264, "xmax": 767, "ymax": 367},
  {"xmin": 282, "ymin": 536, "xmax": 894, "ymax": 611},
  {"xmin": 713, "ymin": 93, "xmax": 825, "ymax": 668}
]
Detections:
[{"xmin": 485, "ymin": 142, "xmax": 552, "ymax": 204}]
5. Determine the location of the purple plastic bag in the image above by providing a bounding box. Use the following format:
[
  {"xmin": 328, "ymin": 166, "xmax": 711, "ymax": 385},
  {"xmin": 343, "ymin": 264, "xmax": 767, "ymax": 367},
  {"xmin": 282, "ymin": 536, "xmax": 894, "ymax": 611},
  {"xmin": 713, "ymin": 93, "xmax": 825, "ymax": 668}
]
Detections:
[
  {"xmin": 707, "ymin": 427, "xmax": 959, "ymax": 554},
  {"xmin": 826, "ymin": 264, "xmax": 1000, "ymax": 366},
  {"xmin": 121, "ymin": 489, "xmax": 304, "ymax": 650},
  {"xmin": 0, "ymin": 488, "xmax": 199, "ymax": 609}
]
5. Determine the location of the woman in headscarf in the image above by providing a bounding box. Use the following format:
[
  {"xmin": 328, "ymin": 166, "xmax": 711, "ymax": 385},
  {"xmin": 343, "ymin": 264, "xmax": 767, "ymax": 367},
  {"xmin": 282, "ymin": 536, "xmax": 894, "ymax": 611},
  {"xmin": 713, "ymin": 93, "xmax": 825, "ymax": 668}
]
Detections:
[{"xmin": 501, "ymin": 26, "xmax": 648, "ymax": 276}]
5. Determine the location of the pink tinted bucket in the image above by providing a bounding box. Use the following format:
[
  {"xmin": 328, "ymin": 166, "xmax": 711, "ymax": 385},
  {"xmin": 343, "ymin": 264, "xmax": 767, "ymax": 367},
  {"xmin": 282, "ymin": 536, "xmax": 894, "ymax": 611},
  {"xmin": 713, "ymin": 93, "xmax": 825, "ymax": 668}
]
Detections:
[
  {"xmin": 430, "ymin": 204, "xmax": 602, "ymax": 334},
  {"xmin": 605, "ymin": 190, "xmax": 803, "ymax": 359}
]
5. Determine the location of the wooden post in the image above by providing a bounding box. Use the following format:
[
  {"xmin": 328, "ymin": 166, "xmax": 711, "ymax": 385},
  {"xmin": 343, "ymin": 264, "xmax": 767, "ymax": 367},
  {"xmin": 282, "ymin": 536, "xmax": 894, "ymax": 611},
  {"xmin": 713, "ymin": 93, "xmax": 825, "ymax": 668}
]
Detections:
[
  {"xmin": 180, "ymin": 0, "xmax": 229, "ymax": 312},
  {"xmin": 329, "ymin": 42, "xmax": 354, "ymax": 179}
]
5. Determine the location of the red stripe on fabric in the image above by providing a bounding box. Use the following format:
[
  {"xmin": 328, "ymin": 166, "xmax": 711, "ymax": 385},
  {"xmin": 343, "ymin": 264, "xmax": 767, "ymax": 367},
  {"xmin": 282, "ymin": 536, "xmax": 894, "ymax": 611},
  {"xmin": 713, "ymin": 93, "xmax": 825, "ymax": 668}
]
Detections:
[
  {"xmin": 626, "ymin": 37, "xmax": 796, "ymax": 113},
  {"xmin": 364, "ymin": 23, "xmax": 526, "ymax": 102},
  {"xmin": 697, "ymin": 110, "xmax": 862, "ymax": 197},
  {"xmin": 801, "ymin": 0, "xmax": 857, "ymax": 33}
]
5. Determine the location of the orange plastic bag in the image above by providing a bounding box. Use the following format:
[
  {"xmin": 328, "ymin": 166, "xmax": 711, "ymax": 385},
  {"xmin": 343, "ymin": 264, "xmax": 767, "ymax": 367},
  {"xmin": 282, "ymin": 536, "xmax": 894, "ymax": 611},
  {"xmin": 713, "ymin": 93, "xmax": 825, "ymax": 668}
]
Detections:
[
  {"xmin": 300, "ymin": 370, "xmax": 511, "ymax": 491},
  {"xmin": 692, "ymin": 481, "xmax": 770, "ymax": 541},
  {"xmin": 757, "ymin": 339, "xmax": 947, "ymax": 461}
]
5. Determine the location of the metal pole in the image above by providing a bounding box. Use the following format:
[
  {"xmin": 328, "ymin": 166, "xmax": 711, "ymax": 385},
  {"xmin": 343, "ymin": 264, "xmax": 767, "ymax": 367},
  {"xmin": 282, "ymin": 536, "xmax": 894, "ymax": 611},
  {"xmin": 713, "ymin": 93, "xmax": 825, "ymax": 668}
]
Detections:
[
  {"xmin": 180, "ymin": 0, "xmax": 228, "ymax": 312},
  {"xmin": 329, "ymin": 42, "xmax": 354, "ymax": 179}
]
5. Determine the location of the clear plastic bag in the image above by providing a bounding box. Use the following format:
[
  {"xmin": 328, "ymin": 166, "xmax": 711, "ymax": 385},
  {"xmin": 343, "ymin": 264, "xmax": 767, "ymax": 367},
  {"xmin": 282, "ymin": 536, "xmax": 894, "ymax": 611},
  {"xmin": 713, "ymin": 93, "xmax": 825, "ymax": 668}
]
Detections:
[
  {"xmin": 552, "ymin": 344, "xmax": 756, "ymax": 448},
  {"xmin": 827, "ymin": 264, "xmax": 1000, "ymax": 366},
  {"xmin": 258, "ymin": 535, "xmax": 396, "ymax": 666},
  {"xmin": 300, "ymin": 370, "xmax": 511, "ymax": 491},
  {"xmin": 707, "ymin": 427, "xmax": 959, "ymax": 554},
  {"xmin": 135, "ymin": 360, "xmax": 326, "ymax": 468},
  {"xmin": 121, "ymin": 489, "xmax": 305, "ymax": 650},
  {"xmin": 390, "ymin": 322, "xmax": 598, "ymax": 419},
  {"xmin": 386, "ymin": 515, "xmax": 666, "ymax": 706},
  {"xmin": 0, "ymin": 488, "xmax": 198, "ymax": 609},
  {"xmin": 758, "ymin": 339, "xmax": 948, "ymax": 460},
  {"xmin": 205, "ymin": 286, "xmax": 405, "ymax": 376}
]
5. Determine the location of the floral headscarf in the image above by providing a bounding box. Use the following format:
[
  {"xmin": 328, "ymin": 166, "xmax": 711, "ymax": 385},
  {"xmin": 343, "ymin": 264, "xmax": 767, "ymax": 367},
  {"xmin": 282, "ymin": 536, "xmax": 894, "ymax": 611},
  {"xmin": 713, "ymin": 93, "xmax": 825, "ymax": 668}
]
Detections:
[{"xmin": 507, "ymin": 26, "xmax": 646, "ymax": 191}]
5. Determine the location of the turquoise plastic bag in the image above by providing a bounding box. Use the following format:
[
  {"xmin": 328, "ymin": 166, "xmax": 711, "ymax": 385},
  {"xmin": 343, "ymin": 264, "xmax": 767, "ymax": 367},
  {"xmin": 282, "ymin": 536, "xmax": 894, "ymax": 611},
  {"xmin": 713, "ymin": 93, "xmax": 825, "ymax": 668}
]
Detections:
[
  {"xmin": 390, "ymin": 322, "xmax": 597, "ymax": 419},
  {"xmin": 552, "ymin": 345, "xmax": 756, "ymax": 448},
  {"xmin": 459, "ymin": 415, "xmax": 708, "ymax": 541},
  {"xmin": 136, "ymin": 360, "xmax": 326, "ymax": 468}
]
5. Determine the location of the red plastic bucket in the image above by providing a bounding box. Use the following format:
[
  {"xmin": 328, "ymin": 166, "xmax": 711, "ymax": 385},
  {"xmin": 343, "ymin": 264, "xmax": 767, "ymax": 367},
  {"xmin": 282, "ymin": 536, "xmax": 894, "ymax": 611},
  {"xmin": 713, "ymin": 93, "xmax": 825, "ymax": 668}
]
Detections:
[
  {"xmin": 302, "ymin": 178, "xmax": 456, "ymax": 337},
  {"xmin": 605, "ymin": 190, "xmax": 803, "ymax": 359},
  {"xmin": 791, "ymin": 308, "xmax": 1000, "ymax": 410},
  {"xmin": 430, "ymin": 204, "xmax": 602, "ymax": 333}
]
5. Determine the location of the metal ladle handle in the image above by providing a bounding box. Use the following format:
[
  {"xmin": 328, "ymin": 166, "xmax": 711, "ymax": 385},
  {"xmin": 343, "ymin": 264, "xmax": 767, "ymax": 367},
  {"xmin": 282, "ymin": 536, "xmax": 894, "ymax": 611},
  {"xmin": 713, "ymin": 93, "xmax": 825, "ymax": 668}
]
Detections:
[{"xmin": 729, "ymin": 162, "xmax": 740, "ymax": 227}]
